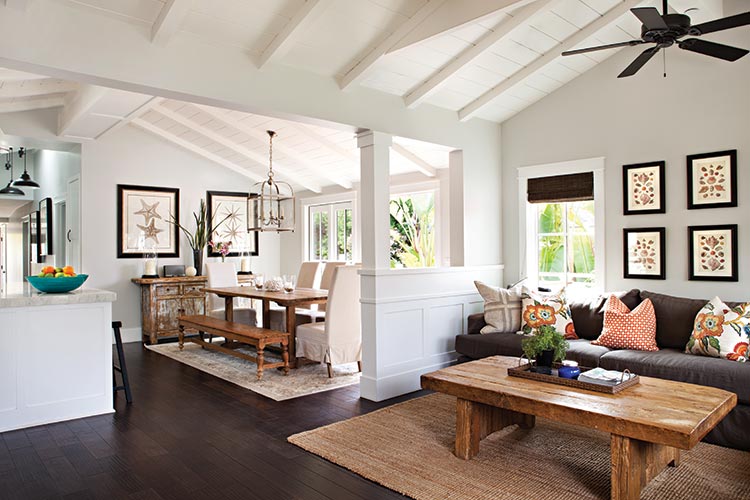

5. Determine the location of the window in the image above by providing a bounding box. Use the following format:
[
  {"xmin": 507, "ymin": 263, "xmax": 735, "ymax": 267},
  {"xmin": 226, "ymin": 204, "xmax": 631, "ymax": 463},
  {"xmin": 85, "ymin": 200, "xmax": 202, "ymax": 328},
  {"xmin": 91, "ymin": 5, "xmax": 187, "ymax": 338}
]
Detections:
[
  {"xmin": 534, "ymin": 200, "xmax": 595, "ymax": 287},
  {"xmin": 389, "ymin": 191, "xmax": 436, "ymax": 268},
  {"xmin": 308, "ymin": 201, "xmax": 353, "ymax": 262},
  {"xmin": 519, "ymin": 159, "xmax": 604, "ymax": 291}
]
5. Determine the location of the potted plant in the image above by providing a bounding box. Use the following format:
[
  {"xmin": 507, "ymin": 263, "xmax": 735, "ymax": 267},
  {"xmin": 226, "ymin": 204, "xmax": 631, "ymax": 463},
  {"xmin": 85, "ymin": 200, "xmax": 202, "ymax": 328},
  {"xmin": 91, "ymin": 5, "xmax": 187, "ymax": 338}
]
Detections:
[
  {"xmin": 521, "ymin": 325, "xmax": 569, "ymax": 371},
  {"xmin": 168, "ymin": 199, "xmax": 230, "ymax": 275}
]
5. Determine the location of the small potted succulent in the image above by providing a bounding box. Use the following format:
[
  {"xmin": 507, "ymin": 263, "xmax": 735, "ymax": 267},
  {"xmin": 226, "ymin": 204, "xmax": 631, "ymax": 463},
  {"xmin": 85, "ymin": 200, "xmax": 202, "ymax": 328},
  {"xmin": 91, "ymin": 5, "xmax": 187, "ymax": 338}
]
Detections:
[{"xmin": 522, "ymin": 325, "xmax": 569, "ymax": 372}]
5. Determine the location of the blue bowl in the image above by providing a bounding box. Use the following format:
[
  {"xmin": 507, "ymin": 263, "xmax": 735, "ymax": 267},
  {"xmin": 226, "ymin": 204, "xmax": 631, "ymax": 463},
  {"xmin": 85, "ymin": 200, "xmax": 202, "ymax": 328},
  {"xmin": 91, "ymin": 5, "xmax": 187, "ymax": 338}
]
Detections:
[{"xmin": 27, "ymin": 274, "xmax": 89, "ymax": 293}]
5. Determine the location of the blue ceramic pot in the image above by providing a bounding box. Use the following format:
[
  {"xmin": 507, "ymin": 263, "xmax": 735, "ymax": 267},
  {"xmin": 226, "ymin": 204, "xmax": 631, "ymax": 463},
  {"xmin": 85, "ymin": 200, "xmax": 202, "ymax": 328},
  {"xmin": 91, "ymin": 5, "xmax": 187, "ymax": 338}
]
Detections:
[{"xmin": 558, "ymin": 360, "xmax": 581, "ymax": 379}]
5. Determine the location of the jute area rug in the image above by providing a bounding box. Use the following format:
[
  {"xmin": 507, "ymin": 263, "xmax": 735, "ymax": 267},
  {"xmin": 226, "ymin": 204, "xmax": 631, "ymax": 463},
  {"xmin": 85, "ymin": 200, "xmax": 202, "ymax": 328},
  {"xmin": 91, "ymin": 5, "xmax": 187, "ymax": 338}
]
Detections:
[
  {"xmin": 146, "ymin": 340, "xmax": 359, "ymax": 401},
  {"xmin": 288, "ymin": 393, "xmax": 750, "ymax": 500}
]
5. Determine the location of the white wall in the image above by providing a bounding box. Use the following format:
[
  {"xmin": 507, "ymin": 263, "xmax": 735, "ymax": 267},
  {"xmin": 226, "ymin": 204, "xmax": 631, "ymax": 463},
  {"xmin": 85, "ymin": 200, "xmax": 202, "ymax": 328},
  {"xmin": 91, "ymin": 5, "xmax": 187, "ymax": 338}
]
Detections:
[
  {"xmin": 31, "ymin": 149, "xmax": 80, "ymax": 204},
  {"xmin": 501, "ymin": 12, "xmax": 750, "ymax": 301},
  {"xmin": 81, "ymin": 125, "xmax": 281, "ymax": 338}
]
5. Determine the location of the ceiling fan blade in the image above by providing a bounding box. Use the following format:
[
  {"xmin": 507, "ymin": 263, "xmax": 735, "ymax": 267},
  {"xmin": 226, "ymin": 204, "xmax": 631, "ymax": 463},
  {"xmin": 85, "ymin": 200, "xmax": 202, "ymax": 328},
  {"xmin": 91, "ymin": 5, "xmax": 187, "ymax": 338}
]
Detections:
[
  {"xmin": 562, "ymin": 40, "xmax": 646, "ymax": 56},
  {"xmin": 691, "ymin": 11, "xmax": 750, "ymax": 35},
  {"xmin": 679, "ymin": 38, "xmax": 749, "ymax": 61},
  {"xmin": 630, "ymin": 7, "xmax": 668, "ymax": 31},
  {"xmin": 618, "ymin": 47, "xmax": 660, "ymax": 78}
]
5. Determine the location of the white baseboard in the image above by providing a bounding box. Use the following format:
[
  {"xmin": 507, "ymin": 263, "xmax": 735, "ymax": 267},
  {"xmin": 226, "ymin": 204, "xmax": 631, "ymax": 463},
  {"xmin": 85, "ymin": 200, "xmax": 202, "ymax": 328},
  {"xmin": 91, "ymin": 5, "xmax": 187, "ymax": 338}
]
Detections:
[{"xmin": 360, "ymin": 355, "xmax": 458, "ymax": 402}]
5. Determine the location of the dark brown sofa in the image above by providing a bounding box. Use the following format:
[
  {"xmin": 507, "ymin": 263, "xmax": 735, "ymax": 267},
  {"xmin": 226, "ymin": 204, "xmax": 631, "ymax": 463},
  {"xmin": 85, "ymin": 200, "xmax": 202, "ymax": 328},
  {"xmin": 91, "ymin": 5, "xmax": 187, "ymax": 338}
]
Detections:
[{"xmin": 456, "ymin": 289, "xmax": 750, "ymax": 451}]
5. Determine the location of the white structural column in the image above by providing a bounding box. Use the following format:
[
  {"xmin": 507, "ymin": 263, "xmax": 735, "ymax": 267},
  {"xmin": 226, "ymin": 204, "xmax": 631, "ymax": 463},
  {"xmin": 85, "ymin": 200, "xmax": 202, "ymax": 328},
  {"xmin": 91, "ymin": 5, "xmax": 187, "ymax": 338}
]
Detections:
[
  {"xmin": 449, "ymin": 150, "xmax": 465, "ymax": 266},
  {"xmin": 357, "ymin": 130, "xmax": 391, "ymax": 401}
]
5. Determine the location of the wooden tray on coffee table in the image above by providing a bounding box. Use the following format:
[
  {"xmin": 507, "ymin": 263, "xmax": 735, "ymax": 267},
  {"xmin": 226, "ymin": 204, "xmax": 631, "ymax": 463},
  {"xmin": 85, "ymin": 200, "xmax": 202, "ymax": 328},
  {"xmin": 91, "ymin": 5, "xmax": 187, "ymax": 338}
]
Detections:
[{"xmin": 507, "ymin": 360, "xmax": 640, "ymax": 394}]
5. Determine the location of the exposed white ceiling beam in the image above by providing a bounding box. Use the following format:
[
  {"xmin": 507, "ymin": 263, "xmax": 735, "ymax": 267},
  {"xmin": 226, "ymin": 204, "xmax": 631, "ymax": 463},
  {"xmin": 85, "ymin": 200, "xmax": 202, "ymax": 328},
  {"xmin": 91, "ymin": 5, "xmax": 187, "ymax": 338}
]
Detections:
[
  {"xmin": 0, "ymin": 69, "xmax": 48, "ymax": 81},
  {"xmin": 391, "ymin": 143, "xmax": 437, "ymax": 177},
  {"xmin": 458, "ymin": 0, "xmax": 641, "ymax": 121},
  {"xmin": 338, "ymin": 0, "xmax": 448, "ymax": 91},
  {"xmin": 388, "ymin": 0, "xmax": 535, "ymax": 54},
  {"xmin": 0, "ymin": 96, "xmax": 64, "ymax": 113},
  {"xmin": 132, "ymin": 118, "xmax": 265, "ymax": 183},
  {"xmin": 0, "ymin": 79, "xmax": 78, "ymax": 98},
  {"xmin": 404, "ymin": 0, "xmax": 555, "ymax": 109},
  {"xmin": 197, "ymin": 104, "xmax": 353, "ymax": 190},
  {"xmin": 257, "ymin": 0, "xmax": 330, "ymax": 69},
  {"xmin": 4, "ymin": 0, "xmax": 32, "ymax": 10},
  {"xmin": 96, "ymin": 96, "xmax": 164, "ymax": 140},
  {"xmin": 151, "ymin": 0, "xmax": 191, "ymax": 45},
  {"xmin": 58, "ymin": 84, "xmax": 107, "ymax": 136},
  {"xmin": 152, "ymin": 104, "xmax": 322, "ymax": 193}
]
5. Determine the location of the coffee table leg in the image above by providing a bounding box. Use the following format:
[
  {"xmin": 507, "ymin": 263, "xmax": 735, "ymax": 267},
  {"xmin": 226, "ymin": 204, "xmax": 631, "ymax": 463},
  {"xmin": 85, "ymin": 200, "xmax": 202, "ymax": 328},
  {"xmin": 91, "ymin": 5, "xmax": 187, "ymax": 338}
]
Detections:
[
  {"xmin": 610, "ymin": 434, "xmax": 680, "ymax": 500},
  {"xmin": 455, "ymin": 399, "xmax": 535, "ymax": 460}
]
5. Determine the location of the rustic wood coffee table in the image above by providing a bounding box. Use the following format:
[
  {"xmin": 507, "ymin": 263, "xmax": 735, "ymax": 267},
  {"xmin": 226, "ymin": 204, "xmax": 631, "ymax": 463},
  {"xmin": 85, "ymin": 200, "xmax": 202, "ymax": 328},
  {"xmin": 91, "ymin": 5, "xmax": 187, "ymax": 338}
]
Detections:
[{"xmin": 421, "ymin": 356, "xmax": 736, "ymax": 500}]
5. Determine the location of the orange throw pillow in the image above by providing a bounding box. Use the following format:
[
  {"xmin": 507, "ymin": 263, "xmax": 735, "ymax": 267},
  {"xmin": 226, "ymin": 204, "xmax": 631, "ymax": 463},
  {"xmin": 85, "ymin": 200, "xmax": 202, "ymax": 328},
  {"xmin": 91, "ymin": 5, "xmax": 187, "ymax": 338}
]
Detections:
[{"xmin": 592, "ymin": 296, "xmax": 658, "ymax": 351}]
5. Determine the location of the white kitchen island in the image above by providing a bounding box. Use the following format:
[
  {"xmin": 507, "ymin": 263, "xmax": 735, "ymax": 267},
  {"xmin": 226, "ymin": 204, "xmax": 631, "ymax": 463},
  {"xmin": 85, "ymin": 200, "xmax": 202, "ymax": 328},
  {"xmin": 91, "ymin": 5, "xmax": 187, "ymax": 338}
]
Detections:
[{"xmin": 0, "ymin": 284, "xmax": 117, "ymax": 432}]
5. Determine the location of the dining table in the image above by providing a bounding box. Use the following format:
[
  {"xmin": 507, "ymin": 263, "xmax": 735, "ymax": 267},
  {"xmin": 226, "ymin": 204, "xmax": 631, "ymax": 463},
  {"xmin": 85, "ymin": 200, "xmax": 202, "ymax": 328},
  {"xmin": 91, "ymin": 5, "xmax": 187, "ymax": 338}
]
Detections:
[{"xmin": 202, "ymin": 286, "xmax": 329, "ymax": 368}]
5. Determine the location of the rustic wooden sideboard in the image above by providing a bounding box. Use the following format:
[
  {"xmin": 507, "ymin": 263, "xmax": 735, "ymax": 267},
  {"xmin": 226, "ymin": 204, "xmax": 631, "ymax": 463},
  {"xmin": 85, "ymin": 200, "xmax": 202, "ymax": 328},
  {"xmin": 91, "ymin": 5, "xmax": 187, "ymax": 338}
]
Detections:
[{"xmin": 131, "ymin": 276, "xmax": 208, "ymax": 345}]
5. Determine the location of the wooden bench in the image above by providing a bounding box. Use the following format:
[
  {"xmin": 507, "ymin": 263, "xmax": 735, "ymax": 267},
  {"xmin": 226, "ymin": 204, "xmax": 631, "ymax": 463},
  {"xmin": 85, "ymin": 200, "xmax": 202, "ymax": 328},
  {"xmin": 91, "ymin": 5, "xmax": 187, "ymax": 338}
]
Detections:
[{"xmin": 177, "ymin": 314, "xmax": 290, "ymax": 380}]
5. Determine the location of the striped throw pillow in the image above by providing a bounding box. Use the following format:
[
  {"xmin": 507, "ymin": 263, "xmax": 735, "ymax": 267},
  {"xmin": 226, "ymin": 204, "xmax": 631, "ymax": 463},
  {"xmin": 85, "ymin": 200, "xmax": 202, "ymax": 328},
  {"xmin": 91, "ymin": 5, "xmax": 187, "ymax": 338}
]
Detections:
[{"xmin": 474, "ymin": 281, "xmax": 522, "ymax": 334}]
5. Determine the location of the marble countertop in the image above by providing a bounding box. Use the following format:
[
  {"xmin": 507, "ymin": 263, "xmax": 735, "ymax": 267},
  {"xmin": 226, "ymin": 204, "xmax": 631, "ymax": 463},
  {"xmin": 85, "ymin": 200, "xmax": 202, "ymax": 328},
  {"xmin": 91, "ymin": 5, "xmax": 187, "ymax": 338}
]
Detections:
[{"xmin": 0, "ymin": 283, "xmax": 117, "ymax": 308}]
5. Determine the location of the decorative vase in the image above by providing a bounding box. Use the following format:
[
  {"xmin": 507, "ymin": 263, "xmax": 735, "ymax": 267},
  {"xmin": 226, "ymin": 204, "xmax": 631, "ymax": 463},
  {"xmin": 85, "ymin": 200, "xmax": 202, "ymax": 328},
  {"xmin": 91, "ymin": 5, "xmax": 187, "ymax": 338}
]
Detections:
[
  {"xmin": 535, "ymin": 349, "xmax": 555, "ymax": 368},
  {"xmin": 192, "ymin": 248, "xmax": 204, "ymax": 276}
]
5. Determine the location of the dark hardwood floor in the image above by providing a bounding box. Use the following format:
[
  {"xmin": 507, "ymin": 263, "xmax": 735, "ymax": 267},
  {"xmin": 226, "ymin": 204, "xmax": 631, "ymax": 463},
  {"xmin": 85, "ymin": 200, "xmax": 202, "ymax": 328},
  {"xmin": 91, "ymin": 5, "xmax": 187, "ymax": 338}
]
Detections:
[{"xmin": 0, "ymin": 342, "xmax": 426, "ymax": 500}]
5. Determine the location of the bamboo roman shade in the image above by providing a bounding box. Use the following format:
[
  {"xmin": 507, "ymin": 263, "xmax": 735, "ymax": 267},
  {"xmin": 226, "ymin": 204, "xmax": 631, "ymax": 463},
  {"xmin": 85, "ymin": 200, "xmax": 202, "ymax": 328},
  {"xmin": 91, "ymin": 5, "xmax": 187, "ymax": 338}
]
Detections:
[{"xmin": 527, "ymin": 172, "xmax": 594, "ymax": 203}]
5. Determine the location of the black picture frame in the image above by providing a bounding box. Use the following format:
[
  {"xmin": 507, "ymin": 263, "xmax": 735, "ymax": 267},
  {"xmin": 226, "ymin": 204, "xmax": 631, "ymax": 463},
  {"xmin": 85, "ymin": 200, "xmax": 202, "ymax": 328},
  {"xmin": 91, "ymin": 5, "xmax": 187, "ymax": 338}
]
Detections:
[
  {"xmin": 38, "ymin": 197, "xmax": 53, "ymax": 257},
  {"xmin": 623, "ymin": 227, "xmax": 666, "ymax": 280},
  {"xmin": 688, "ymin": 224, "xmax": 738, "ymax": 282},
  {"xmin": 622, "ymin": 161, "xmax": 666, "ymax": 215},
  {"xmin": 206, "ymin": 190, "xmax": 259, "ymax": 257},
  {"xmin": 117, "ymin": 184, "xmax": 180, "ymax": 259},
  {"xmin": 30, "ymin": 210, "xmax": 41, "ymax": 264},
  {"xmin": 687, "ymin": 150, "xmax": 737, "ymax": 210}
]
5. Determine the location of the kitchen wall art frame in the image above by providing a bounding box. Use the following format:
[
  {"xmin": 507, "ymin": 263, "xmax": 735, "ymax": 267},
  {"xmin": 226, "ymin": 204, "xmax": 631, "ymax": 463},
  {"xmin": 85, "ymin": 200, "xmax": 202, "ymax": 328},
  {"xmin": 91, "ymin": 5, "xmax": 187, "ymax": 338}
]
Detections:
[
  {"xmin": 622, "ymin": 161, "xmax": 666, "ymax": 215},
  {"xmin": 206, "ymin": 190, "xmax": 259, "ymax": 257},
  {"xmin": 687, "ymin": 149, "xmax": 737, "ymax": 210},
  {"xmin": 38, "ymin": 197, "xmax": 53, "ymax": 257},
  {"xmin": 688, "ymin": 224, "xmax": 738, "ymax": 282},
  {"xmin": 623, "ymin": 227, "xmax": 666, "ymax": 280},
  {"xmin": 117, "ymin": 184, "xmax": 180, "ymax": 259},
  {"xmin": 29, "ymin": 210, "xmax": 40, "ymax": 264}
]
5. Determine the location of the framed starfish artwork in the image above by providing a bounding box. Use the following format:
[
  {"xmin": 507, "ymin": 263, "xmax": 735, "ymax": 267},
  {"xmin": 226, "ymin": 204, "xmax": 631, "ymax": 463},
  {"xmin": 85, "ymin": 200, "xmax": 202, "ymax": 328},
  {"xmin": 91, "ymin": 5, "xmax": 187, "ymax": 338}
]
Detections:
[
  {"xmin": 687, "ymin": 150, "xmax": 737, "ymax": 210},
  {"xmin": 206, "ymin": 191, "xmax": 259, "ymax": 257},
  {"xmin": 117, "ymin": 184, "xmax": 180, "ymax": 258}
]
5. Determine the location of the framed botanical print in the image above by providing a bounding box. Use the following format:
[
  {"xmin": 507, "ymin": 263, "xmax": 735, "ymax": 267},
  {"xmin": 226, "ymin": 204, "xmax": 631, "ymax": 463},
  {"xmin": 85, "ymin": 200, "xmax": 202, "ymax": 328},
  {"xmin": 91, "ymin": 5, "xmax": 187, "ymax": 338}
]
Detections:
[
  {"xmin": 688, "ymin": 224, "xmax": 738, "ymax": 281},
  {"xmin": 39, "ymin": 197, "xmax": 53, "ymax": 257},
  {"xmin": 623, "ymin": 161, "xmax": 665, "ymax": 215},
  {"xmin": 687, "ymin": 150, "xmax": 737, "ymax": 209},
  {"xmin": 117, "ymin": 184, "xmax": 179, "ymax": 258},
  {"xmin": 623, "ymin": 227, "xmax": 666, "ymax": 280},
  {"xmin": 206, "ymin": 191, "xmax": 259, "ymax": 257}
]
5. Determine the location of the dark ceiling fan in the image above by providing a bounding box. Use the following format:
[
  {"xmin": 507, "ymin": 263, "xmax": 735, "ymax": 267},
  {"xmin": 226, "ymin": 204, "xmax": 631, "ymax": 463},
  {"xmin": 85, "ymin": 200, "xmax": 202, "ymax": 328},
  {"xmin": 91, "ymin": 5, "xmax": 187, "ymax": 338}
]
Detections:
[{"xmin": 562, "ymin": 0, "xmax": 750, "ymax": 78}]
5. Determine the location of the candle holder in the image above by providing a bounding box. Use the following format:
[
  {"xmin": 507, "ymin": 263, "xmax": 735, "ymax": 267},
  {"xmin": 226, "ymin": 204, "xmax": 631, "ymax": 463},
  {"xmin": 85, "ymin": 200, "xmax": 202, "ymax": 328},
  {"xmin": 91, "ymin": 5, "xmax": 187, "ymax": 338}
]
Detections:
[
  {"xmin": 141, "ymin": 243, "xmax": 159, "ymax": 279},
  {"xmin": 238, "ymin": 243, "xmax": 252, "ymax": 275}
]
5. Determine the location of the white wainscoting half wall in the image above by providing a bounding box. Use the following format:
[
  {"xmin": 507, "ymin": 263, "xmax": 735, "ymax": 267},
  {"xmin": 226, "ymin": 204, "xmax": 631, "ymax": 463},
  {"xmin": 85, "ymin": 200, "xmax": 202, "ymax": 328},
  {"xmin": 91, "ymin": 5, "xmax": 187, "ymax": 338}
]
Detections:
[{"xmin": 359, "ymin": 265, "xmax": 503, "ymax": 401}]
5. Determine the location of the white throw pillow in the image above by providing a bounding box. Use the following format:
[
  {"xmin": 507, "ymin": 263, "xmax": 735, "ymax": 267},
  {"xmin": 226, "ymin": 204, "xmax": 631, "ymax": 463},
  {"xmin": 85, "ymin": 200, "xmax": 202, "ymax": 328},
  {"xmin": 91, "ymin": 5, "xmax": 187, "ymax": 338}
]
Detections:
[{"xmin": 474, "ymin": 281, "xmax": 522, "ymax": 334}]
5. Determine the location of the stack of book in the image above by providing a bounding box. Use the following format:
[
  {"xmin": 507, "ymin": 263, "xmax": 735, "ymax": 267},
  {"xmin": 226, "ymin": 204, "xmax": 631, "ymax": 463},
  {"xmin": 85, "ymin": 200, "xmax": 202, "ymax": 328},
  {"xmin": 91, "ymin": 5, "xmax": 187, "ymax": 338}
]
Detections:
[{"xmin": 578, "ymin": 367, "xmax": 635, "ymax": 386}]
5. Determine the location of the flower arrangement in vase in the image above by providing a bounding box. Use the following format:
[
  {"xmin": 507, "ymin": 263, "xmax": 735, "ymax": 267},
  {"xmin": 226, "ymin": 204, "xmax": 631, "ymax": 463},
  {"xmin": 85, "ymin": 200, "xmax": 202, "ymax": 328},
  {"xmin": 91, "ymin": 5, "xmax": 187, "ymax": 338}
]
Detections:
[{"xmin": 210, "ymin": 240, "xmax": 232, "ymax": 262}]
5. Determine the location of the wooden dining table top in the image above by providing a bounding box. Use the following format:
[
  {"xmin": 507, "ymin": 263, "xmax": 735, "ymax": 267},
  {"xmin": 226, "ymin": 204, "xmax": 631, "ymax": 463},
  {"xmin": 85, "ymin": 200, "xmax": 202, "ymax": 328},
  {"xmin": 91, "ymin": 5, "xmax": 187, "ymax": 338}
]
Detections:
[{"xmin": 202, "ymin": 286, "xmax": 329, "ymax": 306}]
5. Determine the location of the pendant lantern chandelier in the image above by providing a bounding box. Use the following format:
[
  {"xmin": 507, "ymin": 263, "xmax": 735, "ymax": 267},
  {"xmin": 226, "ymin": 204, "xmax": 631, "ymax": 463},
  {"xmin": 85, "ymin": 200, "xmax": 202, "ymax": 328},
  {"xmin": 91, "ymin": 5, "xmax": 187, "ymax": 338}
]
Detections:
[
  {"xmin": 0, "ymin": 147, "xmax": 25, "ymax": 196},
  {"xmin": 247, "ymin": 130, "xmax": 295, "ymax": 232}
]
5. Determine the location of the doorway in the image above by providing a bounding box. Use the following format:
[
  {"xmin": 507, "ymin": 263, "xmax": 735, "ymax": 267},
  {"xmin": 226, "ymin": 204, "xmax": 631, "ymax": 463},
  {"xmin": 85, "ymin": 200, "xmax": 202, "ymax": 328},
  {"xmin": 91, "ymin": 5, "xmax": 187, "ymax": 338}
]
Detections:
[{"xmin": 54, "ymin": 200, "xmax": 67, "ymax": 267}]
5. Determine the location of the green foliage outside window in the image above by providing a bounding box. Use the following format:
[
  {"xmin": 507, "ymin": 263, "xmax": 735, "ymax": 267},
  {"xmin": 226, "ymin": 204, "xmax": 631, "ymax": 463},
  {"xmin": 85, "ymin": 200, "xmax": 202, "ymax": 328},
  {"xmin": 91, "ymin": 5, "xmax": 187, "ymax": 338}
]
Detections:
[{"xmin": 390, "ymin": 192, "xmax": 435, "ymax": 268}]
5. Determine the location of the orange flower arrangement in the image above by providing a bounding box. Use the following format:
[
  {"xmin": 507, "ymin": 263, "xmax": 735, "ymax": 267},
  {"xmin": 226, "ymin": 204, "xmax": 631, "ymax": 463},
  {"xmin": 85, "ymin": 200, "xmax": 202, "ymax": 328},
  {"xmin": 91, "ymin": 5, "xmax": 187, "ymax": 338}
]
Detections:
[{"xmin": 523, "ymin": 304, "xmax": 556, "ymax": 329}]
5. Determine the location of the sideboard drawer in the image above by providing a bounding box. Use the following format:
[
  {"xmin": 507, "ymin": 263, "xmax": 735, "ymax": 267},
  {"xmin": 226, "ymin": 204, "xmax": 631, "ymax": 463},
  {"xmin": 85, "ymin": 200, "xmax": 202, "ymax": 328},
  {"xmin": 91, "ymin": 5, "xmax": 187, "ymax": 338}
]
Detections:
[
  {"xmin": 183, "ymin": 284, "xmax": 204, "ymax": 296},
  {"xmin": 155, "ymin": 284, "xmax": 180, "ymax": 296}
]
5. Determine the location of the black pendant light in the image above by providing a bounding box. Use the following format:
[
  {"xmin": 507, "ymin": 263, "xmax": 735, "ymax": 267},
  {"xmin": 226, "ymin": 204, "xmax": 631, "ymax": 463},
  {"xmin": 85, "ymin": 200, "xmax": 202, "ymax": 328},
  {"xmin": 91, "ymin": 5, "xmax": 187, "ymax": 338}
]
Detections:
[
  {"xmin": 0, "ymin": 147, "xmax": 25, "ymax": 196},
  {"xmin": 12, "ymin": 147, "xmax": 40, "ymax": 189}
]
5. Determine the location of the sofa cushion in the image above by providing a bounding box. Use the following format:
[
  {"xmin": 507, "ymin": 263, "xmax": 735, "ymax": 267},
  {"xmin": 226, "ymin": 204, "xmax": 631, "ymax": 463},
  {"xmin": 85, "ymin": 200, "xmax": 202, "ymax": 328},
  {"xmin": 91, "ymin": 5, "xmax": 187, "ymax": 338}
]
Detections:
[
  {"xmin": 565, "ymin": 340, "xmax": 612, "ymax": 368},
  {"xmin": 599, "ymin": 348, "xmax": 750, "ymax": 405},
  {"xmin": 467, "ymin": 313, "xmax": 487, "ymax": 335},
  {"xmin": 474, "ymin": 281, "xmax": 522, "ymax": 334},
  {"xmin": 569, "ymin": 289, "xmax": 641, "ymax": 341},
  {"xmin": 640, "ymin": 291, "xmax": 709, "ymax": 349},
  {"xmin": 521, "ymin": 287, "xmax": 577, "ymax": 339},
  {"xmin": 455, "ymin": 332, "xmax": 523, "ymax": 359},
  {"xmin": 591, "ymin": 296, "xmax": 658, "ymax": 351},
  {"xmin": 686, "ymin": 297, "xmax": 750, "ymax": 361}
]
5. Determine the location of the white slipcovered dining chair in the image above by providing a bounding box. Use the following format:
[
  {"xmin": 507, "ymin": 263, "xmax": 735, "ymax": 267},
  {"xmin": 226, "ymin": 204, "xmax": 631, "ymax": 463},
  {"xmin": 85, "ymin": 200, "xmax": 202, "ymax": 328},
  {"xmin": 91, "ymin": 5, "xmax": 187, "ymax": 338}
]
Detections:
[
  {"xmin": 295, "ymin": 265, "xmax": 362, "ymax": 378},
  {"xmin": 293, "ymin": 261, "xmax": 346, "ymax": 325},
  {"xmin": 268, "ymin": 261, "xmax": 321, "ymax": 331},
  {"xmin": 206, "ymin": 262, "xmax": 257, "ymax": 326}
]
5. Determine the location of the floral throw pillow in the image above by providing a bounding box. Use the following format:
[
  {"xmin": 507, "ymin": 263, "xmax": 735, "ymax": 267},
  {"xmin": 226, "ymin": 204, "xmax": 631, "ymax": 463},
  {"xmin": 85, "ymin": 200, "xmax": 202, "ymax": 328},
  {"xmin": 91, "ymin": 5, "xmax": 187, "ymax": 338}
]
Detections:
[
  {"xmin": 520, "ymin": 287, "xmax": 577, "ymax": 339},
  {"xmin": 685, "ymin": 297, "xmax": 750, "ymax": 362}
]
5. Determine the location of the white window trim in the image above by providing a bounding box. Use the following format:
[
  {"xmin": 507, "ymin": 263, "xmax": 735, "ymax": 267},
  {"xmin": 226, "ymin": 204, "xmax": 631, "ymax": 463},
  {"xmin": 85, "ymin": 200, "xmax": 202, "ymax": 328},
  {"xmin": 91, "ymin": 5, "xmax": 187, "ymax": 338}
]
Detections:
[
  {"xmin": 301, "ymin": 191, "xmax": 359, "ymax": 263},
  {"xmin": 517, "ymin": 157, "xmax": 605, "ymax": 292}
]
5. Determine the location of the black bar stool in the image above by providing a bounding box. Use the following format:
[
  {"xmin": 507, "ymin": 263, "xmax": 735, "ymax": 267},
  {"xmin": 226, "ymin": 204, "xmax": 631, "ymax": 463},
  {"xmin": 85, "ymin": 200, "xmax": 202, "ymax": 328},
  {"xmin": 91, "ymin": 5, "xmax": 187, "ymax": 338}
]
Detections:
[{"xmin": 112, "ymin": 321, "xmax": 133, "ymax": 404}]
